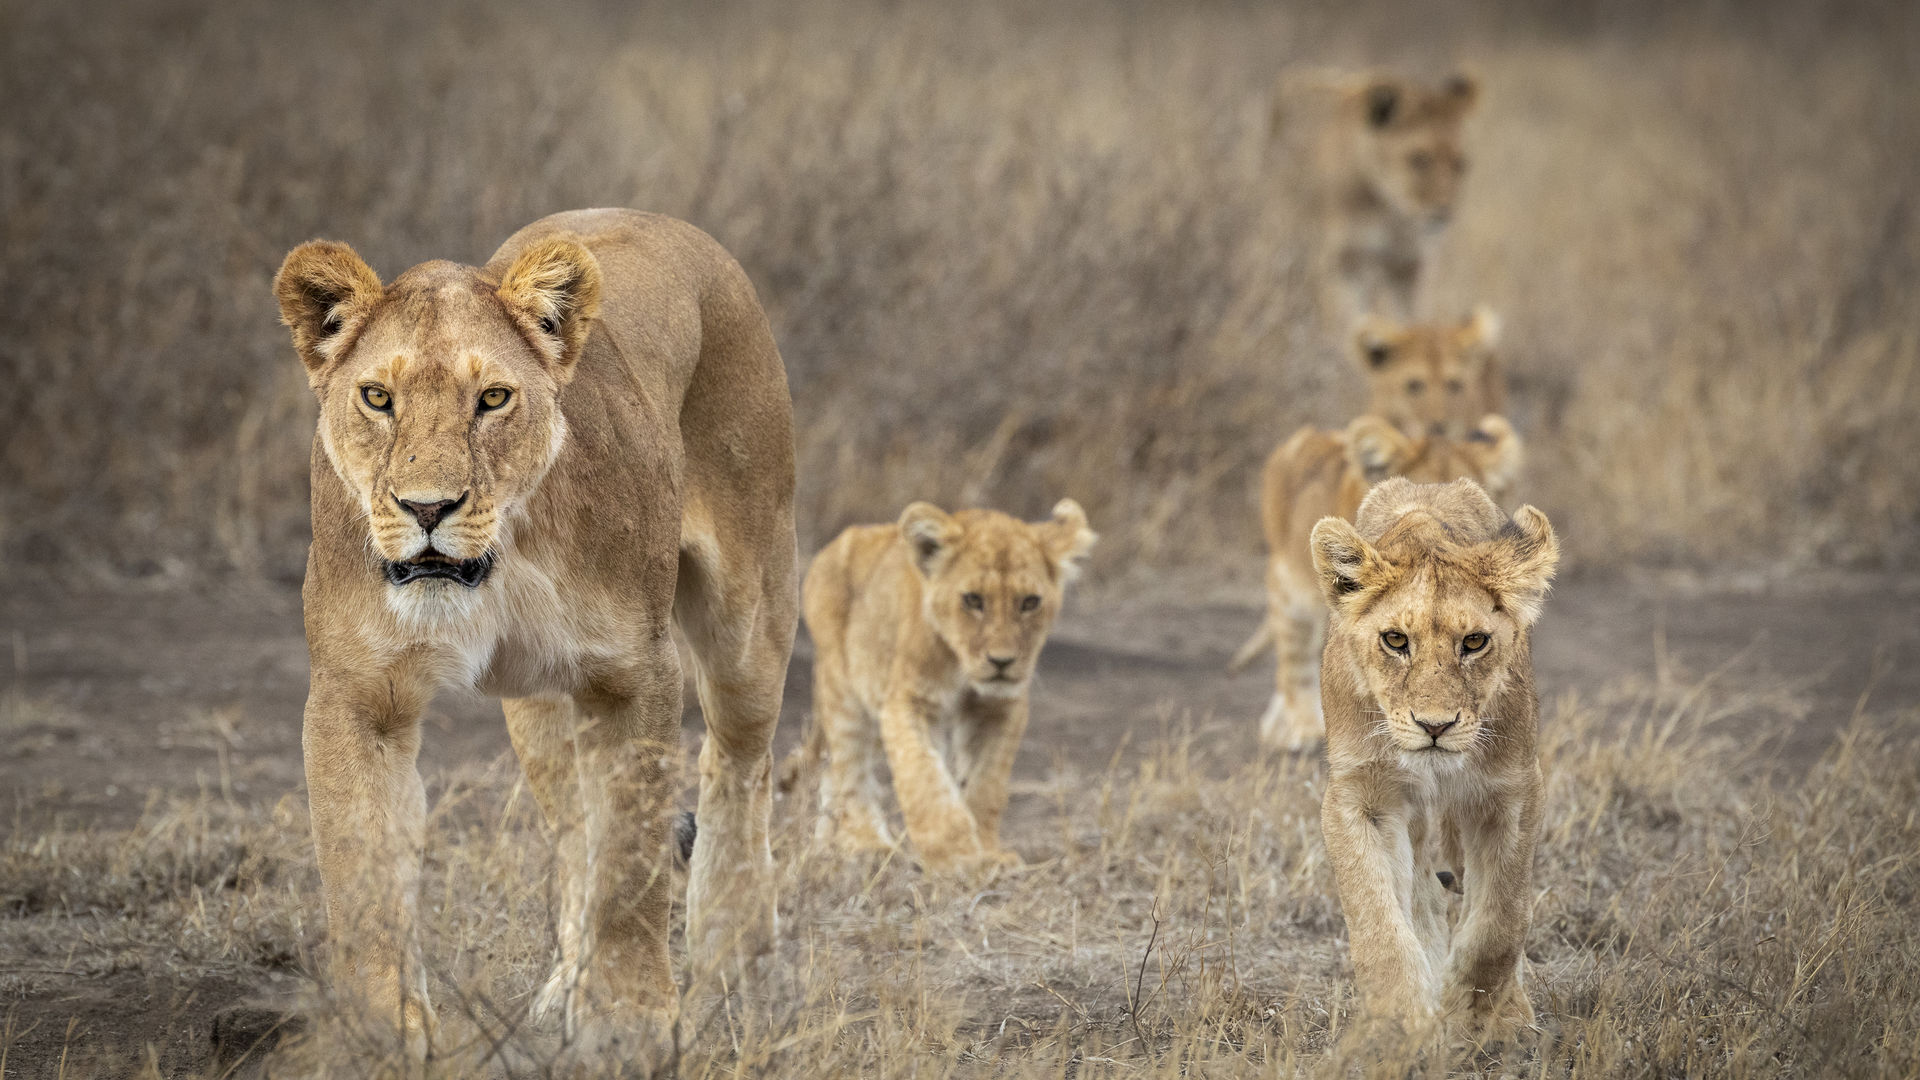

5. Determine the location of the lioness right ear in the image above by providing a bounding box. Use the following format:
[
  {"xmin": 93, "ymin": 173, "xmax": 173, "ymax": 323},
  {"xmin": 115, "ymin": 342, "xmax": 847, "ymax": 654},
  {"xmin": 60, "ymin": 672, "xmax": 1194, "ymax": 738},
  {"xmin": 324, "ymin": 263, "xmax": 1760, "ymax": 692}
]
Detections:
[
  {"xmin": 1310, "ymin": 516, "xmax": 1390, "ymax": 613},
  {"xmin": 497, "ymin": 235, "xmax": 603, "ymax": 383},
  {"xmin": 898, "ymin": 502, "xmax": 960, "ymax": 578},
  {"xmin": 1042, "ymin": 498, "xmax": 1098, "ymax": 584},
  {"xmin": 1481, "ymin": 505, "xmax": 1559, "ymax": 626},
  {"xmin": 273, "ymin": 241, "xmax": 383, "ymax": 377}
]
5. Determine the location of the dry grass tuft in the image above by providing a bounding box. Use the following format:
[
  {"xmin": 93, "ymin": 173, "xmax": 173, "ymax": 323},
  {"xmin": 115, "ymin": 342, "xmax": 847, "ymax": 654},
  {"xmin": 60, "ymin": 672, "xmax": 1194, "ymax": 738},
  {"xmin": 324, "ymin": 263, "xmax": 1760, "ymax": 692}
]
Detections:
[
  {"xmin": 4, "ymin": 675, "xmax": 1915, "ymax": 1077},
  {"xmin": 3, "ymin": 0, "xmax": 1918, "ymax": 585}
]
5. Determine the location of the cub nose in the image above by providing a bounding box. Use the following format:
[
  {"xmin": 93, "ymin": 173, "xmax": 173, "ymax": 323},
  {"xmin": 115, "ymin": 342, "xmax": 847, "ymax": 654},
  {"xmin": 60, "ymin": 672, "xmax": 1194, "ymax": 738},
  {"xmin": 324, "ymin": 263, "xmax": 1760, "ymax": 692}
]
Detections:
[
  {"xmin": 1415, "ymin": 717, "xmax": 1457, "ymax": 741},
  {"xmin": 396, "ymin": 493, "xmax": 466, "ymax": 533},
  {"xmin": 988, "ymin": 655, "xmax": 1016, "ymax": 674},
  {"xmin": 1429, "ymin": 422, "xmax": 1449, "ymax": 437}
]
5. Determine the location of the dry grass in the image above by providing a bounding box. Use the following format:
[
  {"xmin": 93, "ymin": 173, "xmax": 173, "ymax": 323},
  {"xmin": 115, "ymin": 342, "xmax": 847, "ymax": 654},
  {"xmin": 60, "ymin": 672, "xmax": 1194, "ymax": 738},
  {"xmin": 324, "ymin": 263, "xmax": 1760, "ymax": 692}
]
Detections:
[
  {"xmin": 3, "ymin": 0, "xmax": 1918, "ymax": 585},
  {"xmin": 3, "ymin": 672, "xmax": 1916, "ymax": 1078}
]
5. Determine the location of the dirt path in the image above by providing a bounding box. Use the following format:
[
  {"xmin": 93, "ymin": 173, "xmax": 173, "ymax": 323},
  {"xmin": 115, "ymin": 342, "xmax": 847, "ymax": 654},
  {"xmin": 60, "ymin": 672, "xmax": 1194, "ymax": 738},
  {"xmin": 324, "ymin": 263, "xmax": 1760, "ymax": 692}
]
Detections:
[{"xmin": 5, "ymin": 572, "xmax": 1916, "ymax": 832}]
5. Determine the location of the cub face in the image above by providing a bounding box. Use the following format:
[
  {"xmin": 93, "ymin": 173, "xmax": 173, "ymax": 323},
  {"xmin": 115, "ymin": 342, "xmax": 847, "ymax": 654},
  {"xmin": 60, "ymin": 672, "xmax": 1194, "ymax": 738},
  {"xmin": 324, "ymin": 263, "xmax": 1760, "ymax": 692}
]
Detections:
[
  {"xmin": 898, "ymin": 500, "xmax": 1097, "ymax": 696},
  {"xmin": 273, "ymin": 237, "xmax": 602, "ymax": 593},
  {"xmin": 1344, "ymin": 73, "xmax": 1479, "ymax": 228},
  {"xmin": 1311, "ymin": 480, "xmax": 1557, "ymax": 760},
  {"xmin": 1354, "ymin": 307, "xmax": 1502, "ymax": 440}
]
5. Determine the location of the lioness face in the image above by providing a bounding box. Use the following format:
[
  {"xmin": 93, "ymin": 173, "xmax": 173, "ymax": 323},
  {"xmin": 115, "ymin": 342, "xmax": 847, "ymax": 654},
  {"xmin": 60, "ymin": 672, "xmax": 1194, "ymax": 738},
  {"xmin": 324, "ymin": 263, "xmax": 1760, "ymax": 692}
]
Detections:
[
  {"xmin": 899, "ymin": 501, "xmax": 1097, "ymax": 696},
  {"xmin": 1347, "ymin": 74, "xmax": 1478, "ymax": 227},
  {"xmin": 274, "ymin": 238, "xmax": 602, "ymax": 594},
  {"xmin": 1354, "ymin": 308, "xmax": 1500, "ymax": 440},
  {"xmin": 1312, "ymin": 490, "xmax": 1557, "ymax": 760}
]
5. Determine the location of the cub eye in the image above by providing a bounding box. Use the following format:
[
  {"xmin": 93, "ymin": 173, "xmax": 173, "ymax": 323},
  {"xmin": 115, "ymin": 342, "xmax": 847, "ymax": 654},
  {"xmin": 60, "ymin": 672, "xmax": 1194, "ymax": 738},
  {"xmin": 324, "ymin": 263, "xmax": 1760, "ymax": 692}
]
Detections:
[
  {"xmin": 1381, "ymin": 630, "xmax": 1409, "ymax": 653},
  {"xmin": 1446, "ymin": 379, "xmax": 1465, "ymax": 394},
  {"xmin": 1020, "ymin": 594, "xmax": 1041, "ymax": 613},
  {"xmin": 361, "ymin": 386, "xmax": 392, "ymax": 411},
  {"xmin": 1461, "ymin": 632, "xmax": 1489, "ymax": 654},
  {"xmin": 1406, "ymin": 379, "xmax": 1426, "ymax": 396},
  {"xmin": 961, "ymin": 592, "xmax": 985, "ymax": 612},
  {"xmin": 479, "ymin": 387, "xmax": 512, "ymax": 412},
  {"xmin": 1366, "ymin": 344, "xmax": 1391, "ymax": 368},
  {"xmin": 1409, "ymin": 150, "xmax": 1434, "ymax": 171}
]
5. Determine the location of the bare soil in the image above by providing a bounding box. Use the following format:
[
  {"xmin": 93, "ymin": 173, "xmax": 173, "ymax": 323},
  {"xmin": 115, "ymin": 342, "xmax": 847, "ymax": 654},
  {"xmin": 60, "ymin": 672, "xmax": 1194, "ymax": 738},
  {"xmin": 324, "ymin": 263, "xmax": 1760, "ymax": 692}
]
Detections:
[{"xmin": 2, "ymin": 571, "xmax": 1916, "ymax": 1075}]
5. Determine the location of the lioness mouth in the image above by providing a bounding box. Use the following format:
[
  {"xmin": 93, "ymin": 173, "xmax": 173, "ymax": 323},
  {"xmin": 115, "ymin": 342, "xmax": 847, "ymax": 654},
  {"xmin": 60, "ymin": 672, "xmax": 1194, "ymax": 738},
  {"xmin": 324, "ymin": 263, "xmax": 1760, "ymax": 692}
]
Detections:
[{"xmin": 384, "ymin": 550, "xmax": 495, "ymax": 588}]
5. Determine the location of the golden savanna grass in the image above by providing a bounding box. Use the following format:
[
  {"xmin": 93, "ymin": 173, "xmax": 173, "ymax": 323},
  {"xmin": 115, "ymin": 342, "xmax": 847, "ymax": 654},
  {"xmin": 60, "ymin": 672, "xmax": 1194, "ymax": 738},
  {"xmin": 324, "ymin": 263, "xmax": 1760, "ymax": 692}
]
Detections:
[
  {"xmin": 4, "ymin": 673, "xmax": 1916, "ymax": 1077},
  {"xmin": 2, "ymin": 0, "xmax": 1917, "ymax": 582}
]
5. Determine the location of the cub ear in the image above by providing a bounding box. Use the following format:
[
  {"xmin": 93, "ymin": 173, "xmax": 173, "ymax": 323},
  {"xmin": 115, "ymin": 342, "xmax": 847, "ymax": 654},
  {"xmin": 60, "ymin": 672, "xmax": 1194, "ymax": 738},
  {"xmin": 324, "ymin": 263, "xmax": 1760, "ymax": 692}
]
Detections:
[
  {"xmin": 1042, "ymin": 498, "xmax": 1098, "ymax": 583},
  {"xmin": 1344, "ymin": 416, "xmax": 1417, "ymax": 484},
  {"xmin": 1466, "ymin": 415, "xmax": 1523, "ymax": 499},
  {"xmin": 1352, "ymin": 315, "xmax": 1400, "ymax": 371},
  {"xmin": 1362, "ymin": 80, "xmax": 1401, "ymax": 129},
  {"xmin": 1310, "ymin": 516, "xmax": 1391, "ymax": 614},
  {"xmin": 273, "ymin": 241, "xmax": 384, "ymax": 377},
  {"xmin": 1480, "ymin": 504, "xmax": 1559, "ymax": 626},
  {"xmin": 497, "ymin": 235, "xmax": 603, "ymax": 382},
  {"xmin": 1462, "ymin": 305, "xmax": 1501, "ymax": 349},
  {"xmin": 898, "ymin": 502, "xmax": 961, "ymax": 578}
]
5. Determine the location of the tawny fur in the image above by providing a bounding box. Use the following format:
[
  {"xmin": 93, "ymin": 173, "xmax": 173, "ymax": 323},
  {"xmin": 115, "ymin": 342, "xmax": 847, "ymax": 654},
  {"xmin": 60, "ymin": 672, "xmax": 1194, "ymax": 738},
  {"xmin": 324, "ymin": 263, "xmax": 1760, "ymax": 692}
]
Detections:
[
  {"xmin": 1311, "ymin": 477, "xmax": 1558, "ymax": 1045},
  {"xmin": 1278, "ymin": 71, "xmax": 1479, "ymax": 321},
  {"xmin": 1234, "ymin": 415, "xmax": 1520, "ymax": 751},
  {"xmin": 795, "ymin": 501, "xmax": 1094, "ymax": 873},
  {"xmin": 273, "ymin": 209, "xmax": 796, "ymax": 1062}
]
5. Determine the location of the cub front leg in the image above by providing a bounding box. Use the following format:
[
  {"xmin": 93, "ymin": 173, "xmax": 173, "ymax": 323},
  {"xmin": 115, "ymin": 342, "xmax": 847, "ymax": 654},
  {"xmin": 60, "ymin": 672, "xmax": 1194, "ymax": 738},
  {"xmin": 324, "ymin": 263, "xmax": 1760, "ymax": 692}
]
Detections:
[
  {"xmin": 1322, "ymin": 768, "xmax": 1438, "ymax": 1028},
  {"xmin": 879, "ymin": 690, "xmax": 985, "ymax": 870},
  {"xmin": 302, "ymin": 668, "xmax": 435, "ymax": 1057},
  {"xmin": 955, "ymin": 694, "xmax": 1028, "ymax": 862},
  {"xmin": 1441, "ymin": 772, "xmax": 1543, "ymax": 1044}
]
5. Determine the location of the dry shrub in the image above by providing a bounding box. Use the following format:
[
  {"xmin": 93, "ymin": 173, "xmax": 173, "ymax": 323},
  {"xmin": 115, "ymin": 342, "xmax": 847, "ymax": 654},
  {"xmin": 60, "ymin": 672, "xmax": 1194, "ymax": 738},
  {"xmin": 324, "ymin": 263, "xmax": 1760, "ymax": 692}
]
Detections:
[
  {"xmin": 2, "ymin": 0, "xmax": 1917, "ymax": 585},
  {"xmin": 3, "ymin": 675, "xmax": 1916, "ymax": 1077}
]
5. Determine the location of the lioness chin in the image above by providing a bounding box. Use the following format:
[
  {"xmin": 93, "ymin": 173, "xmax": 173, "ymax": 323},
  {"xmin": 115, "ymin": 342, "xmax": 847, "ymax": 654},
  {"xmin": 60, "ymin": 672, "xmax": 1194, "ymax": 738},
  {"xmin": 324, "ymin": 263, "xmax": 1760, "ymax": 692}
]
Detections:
[
  {"xmin": 1311, "ymin": 477, "xmax": 1557, "ymax": 1045},
  {"xmin": 797, "ymin": 500, "xmax": 1094, "ymax": 873},
  {"xmin": 273, "ymin": 209, "xmax": 796, "ymax": 1060}
]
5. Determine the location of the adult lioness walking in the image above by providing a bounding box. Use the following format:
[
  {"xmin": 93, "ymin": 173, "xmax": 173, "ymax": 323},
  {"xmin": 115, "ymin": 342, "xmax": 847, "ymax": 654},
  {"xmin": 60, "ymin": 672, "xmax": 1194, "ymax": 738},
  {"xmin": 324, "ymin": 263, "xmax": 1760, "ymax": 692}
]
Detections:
[
  {"xmin": 273, "ymin": 209, "xmax": 796, "ymax": 1056},
  {"xmin": 1311, "ymin": 477, "xmax": 1557, "ymax": 1044}
]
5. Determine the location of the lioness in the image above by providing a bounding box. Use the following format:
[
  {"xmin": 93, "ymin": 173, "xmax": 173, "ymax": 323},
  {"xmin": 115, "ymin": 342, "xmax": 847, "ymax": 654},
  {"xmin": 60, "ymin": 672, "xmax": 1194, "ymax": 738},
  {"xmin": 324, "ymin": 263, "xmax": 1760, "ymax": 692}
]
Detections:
[
  {"xmin": 272, "ymin": 209, "xmax": 796, "ymax": 1056},
  {"xmin": 1232, "ymin": 415, "xmax": 1520, "ymax": 751},
  {"xmin": 1355, "ymin": 308, "xmax": 1505, "ymax": 440},
  {"xmin": 799, "ymin": 501, "xmax": 1094, "ymax": 871},
  {"xmin": 1286, "ymin": 72, "xmax": 1479, "ymax": 321},
  {"xmin": 1312, "ymin": 477, "xmax": 1557, "ymax": 1043}
]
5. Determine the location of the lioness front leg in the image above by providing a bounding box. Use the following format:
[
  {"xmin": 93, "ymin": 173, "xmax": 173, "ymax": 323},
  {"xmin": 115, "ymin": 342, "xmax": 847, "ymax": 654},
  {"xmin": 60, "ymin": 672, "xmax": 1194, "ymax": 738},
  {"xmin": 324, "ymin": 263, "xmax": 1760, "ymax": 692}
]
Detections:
[
  {"xmin": 956, "ymin": 695, "xmax": 1028, "ymax": 863},
  {"xmin": 563, "ymin": 660, "xmax": 683, "ymax": 1055},
  {"xmin": 879, "ymin": 692, "xmax": 985, "ymax": 871},
  {"xmin": 1441, "ymin": 774, "xmax": 1542, "ymax": 1044},
  {"xmin": 1322, "ymin": 770, "xmax": 1438, "ymax": 1028},
  {"xmin": 502, "ymin": 696, "xmax": 589, "ymax": 1022},
  {"xmin": 302, "ymin": 671, "xmax": 435, "ymax": 1056}
]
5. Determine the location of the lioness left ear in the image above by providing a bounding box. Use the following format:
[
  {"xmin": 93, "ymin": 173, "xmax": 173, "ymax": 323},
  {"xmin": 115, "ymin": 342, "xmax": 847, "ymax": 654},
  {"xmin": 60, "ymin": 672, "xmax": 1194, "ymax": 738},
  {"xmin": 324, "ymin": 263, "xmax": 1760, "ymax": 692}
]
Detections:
[
  {"xmin": 497, "ymin": 235, "xmax": 603, "ymax": 382},
  {"xmin": 1481, "ymin": 505, "xmax": 1559, "ymax": 626},
  {"xmin": 273, "ymin": 240, "xmax": 384, "ymax": 380},
  {"xmin": 898, "ymin": 502, "xmax": 961, "ymax": 578},
  {"xmin": 1310, "ymin": 516, "xmax": 1390, "ymax": 614},
  {"xmin": 1042, "ymin": 498, "xmax": 1098, "ymax": 583}
]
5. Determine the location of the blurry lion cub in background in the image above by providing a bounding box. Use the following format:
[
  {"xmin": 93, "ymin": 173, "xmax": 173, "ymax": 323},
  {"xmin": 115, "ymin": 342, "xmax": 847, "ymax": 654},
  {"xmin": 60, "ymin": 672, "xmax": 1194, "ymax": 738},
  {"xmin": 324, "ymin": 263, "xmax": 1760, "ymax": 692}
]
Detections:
[
  {"xmin": 796, "ymin": 500, "xmax": 1095, "ymax": 872},
  {"xmin": 1234, "ymin": 414, "xmax": 1521, "ymax": 751},
  {"xmin": 1355, "ymin": 307, "xmax": 1505, "ymax": 440}
]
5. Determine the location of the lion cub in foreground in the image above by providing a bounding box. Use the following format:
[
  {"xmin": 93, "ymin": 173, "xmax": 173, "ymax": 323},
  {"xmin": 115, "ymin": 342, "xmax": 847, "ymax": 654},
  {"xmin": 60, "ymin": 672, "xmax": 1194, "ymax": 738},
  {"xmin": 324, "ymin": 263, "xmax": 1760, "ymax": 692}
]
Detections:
[
  {"xmin": 802, "ymin": 501, "xmax": 1095, "ymax": 872},
  {"xmin": 1235, "ymin": 414, "xmax": 1520, "ymax": 750},
  {"xmin": 1312, "ymin": 477, "xmax": 1557, "ymax": 1043}
]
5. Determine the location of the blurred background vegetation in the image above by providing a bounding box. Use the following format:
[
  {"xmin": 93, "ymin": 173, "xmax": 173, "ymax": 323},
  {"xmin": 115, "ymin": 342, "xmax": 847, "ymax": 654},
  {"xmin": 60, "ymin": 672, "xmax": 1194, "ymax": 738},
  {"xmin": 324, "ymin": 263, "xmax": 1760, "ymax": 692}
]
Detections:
[{"xmin": 3, "ymin": 0, "xmax": 1916, "ymax": 587}]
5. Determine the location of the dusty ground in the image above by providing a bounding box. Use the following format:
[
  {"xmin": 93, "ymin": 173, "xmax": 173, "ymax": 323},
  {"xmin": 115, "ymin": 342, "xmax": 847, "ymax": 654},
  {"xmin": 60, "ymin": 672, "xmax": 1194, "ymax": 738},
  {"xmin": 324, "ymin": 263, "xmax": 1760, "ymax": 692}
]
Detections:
[{"xmin": 2, "ymin": 571, "xmax": 1917, "ymax": 1075}]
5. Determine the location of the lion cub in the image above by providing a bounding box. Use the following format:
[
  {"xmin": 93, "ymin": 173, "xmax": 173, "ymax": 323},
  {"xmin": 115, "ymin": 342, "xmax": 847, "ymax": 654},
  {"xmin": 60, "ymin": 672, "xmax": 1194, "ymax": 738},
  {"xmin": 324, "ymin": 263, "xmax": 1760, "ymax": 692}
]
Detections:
[
  {"xmin": 1311, "ymin": 477, "xmax": 1557, "ymax": 1043},
  {"xmin": 1234, "ymin": 414, "xmax": 1520, "ymax": 751},
  {"xmin": 1355, "ymin": 308, "xmax": 1505, "ymax": 441},
  {"xmin": 802, "ymin": 500, "xmax": 1095, "ymax": 871}
]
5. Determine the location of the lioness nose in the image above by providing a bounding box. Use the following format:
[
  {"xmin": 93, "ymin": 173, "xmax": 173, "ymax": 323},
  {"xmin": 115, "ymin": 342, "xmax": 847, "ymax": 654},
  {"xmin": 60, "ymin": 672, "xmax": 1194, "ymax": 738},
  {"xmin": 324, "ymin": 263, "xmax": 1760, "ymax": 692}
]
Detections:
[
  {"xmin": 1415, "ymin": 718, "xmax": 1457, "ymax": 740},
  {"xmin": 397, "ymin": 494, "xmax": 466, "ymax": 532},
  {"xmin": 988, "ymin": 655, "xmax": 1016, "ymax": 673}
]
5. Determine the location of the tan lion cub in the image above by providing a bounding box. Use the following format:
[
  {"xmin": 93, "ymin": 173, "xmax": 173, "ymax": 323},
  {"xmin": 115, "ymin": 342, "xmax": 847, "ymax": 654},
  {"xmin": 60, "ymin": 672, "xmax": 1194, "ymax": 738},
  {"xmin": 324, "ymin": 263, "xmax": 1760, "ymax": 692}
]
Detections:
[
  {"xmin": 1311, "ymin": 477, "xmax": 1557, "ymax": 1044},
  {"xmin": 1234, "ymin": 414, "xmax": 1521, "ymax": 751},
  {"xmin": 801, "ymin": 500, "xmax": 1095, "ymax": 872}
]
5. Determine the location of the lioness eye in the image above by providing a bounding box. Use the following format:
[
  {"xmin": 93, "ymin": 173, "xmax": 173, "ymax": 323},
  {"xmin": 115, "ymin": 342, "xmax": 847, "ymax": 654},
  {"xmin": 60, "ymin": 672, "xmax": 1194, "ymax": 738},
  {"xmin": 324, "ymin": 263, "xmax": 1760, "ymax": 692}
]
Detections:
[
  {"xmin": 1462, "ymin": 632, "xmax": 1489, "ymax": 653},
  {"xmin": 1382, "ymin": 630, "xmax": 1409, "ymax": 652},
  {"xmin": 962, "ymin": 593, "xmax": 985, "ymax": 612},
  {"xmin": 1446, "ymin": 379, "xmax": 1465, "ymax": 394},
  {"xmin": 1406, "ymin": 379, "xmax": 1426, "ymax": 395},
  {"xmin": 538, "ymin": 316, "xmax": 558, "ymax": 335},
  {"xmin": 361, "ymin": 386, "xmax": 392, "ymax": 411},
  {"xmin": 479, "ymin": 387, "xmax": 511, "ymax": 411},
  {"xmin": 1020, "ymin": 595, "xmax": 1041, "ymax": 613}
]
